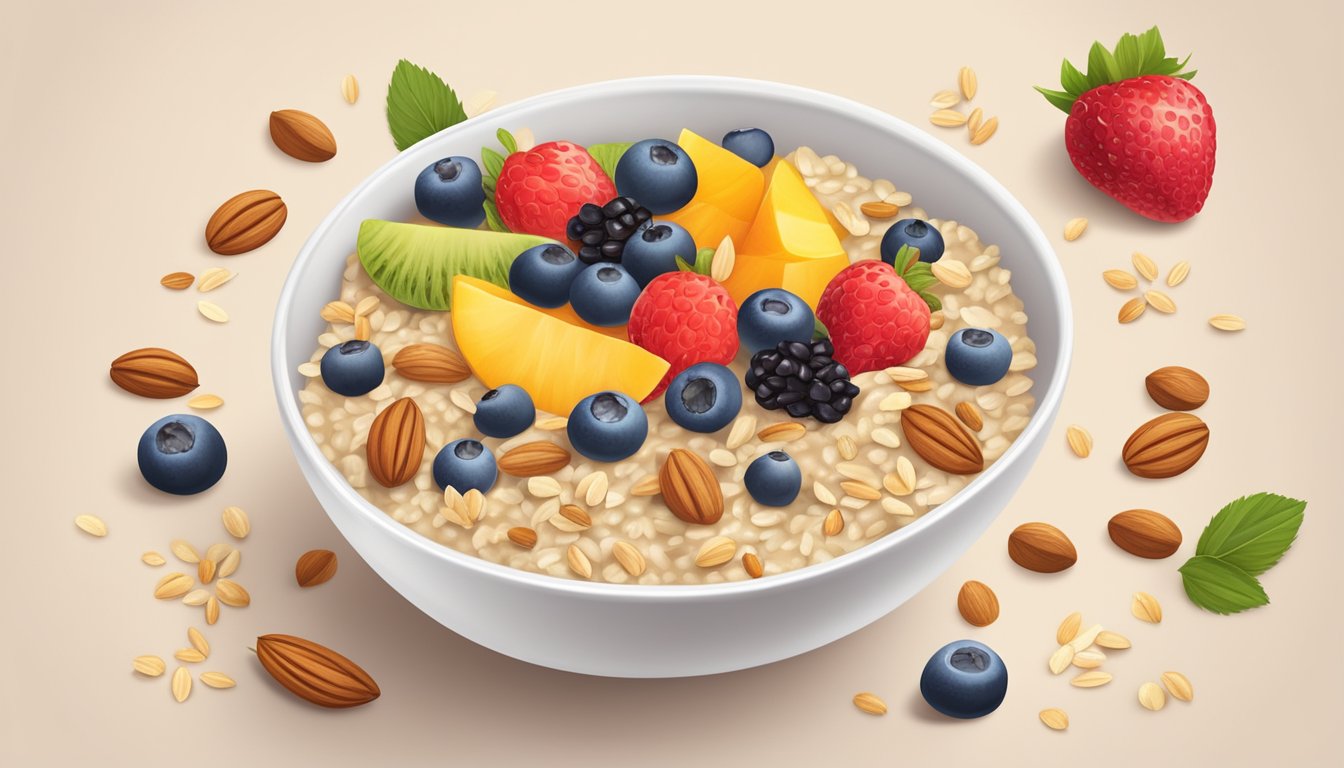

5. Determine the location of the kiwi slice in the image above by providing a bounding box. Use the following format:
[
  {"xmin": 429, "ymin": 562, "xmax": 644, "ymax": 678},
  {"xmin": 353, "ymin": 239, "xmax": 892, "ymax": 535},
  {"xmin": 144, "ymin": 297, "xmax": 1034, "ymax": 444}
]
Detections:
[{"xmin": 357, "ymin": 220, "xmax": 555, "ymax": 310}]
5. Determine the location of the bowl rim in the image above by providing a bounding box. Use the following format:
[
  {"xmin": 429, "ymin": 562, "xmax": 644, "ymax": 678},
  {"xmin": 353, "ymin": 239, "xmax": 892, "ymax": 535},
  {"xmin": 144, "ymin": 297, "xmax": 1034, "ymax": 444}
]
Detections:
[{"xmin": 271, "ymin": 74, "xmax": 1073, "ymax": 601}]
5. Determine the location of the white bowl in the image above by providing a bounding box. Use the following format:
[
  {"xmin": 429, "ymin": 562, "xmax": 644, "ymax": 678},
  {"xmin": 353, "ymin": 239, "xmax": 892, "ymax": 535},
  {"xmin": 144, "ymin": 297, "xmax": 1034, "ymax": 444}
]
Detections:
[{"xmin": 272, "ymin": 76, "xmax": 1071, "ymax": 678}]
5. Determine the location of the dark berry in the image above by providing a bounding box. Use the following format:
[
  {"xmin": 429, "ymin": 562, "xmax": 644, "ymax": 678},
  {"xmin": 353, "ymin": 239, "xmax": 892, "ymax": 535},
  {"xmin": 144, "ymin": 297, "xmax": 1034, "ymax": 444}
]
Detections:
[
  {"xmin": 613, "ymin": 139, "xmax": 698, "ymax": 214},
  {"xmin": 744, "ymin": 451, "xmax": 801, "ymax": 506},
  {"xmin": 722, "ymin": 128, "xmax": 775, "ymax": 167},
  {"xmin": 320, "ymin": 340, "xmax": 385, "ymax": 396},
  {"xmin": 473, "ymin": 384, "xmax": 536, "ymax": 438},
  {"xmin": 881, "ymin": 218, "xmax": 945, "ymax": 264},
  {"xmin": 137, "ymin": 414, "xmax": 227, "ymax": 495},
  {"xmin": 567, "ymin": 391, "xmax": 648, "ymax": 462},
  {"xmin": 432, "ymin": 439, "xmax": 498, "ymax": 494},
  {"xmin": 414, "ymin": 156, "xmax": 486, "ymax": 228},
  {"xmin": 945, "ymin": 328, "xmax": 1012, "ymax": 386},
  {"xmin": 509, "ymin": 243, "xmax": 584, "ymax": 308},
  {"xmin": 664, "ymin": 363, "xmax": 742, "ymax": 434}
]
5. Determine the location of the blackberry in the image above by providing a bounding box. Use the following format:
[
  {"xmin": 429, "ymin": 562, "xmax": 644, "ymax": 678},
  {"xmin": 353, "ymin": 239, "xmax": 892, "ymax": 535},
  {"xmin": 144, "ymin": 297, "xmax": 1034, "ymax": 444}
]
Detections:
[
  {"xmin": 565, "ymin": 195, "xmax": 653, "ymax": 264},
  {"xmin": 744, "ymin": 338, "xmax": 860, "ymax": 424}
]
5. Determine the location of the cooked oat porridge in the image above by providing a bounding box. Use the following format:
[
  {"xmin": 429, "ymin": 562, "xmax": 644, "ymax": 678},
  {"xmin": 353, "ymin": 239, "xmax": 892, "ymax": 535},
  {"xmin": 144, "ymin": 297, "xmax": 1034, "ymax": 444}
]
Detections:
[{"xmin": 299, "ymin": 133, "xmax": 1036, "ymax": 585}]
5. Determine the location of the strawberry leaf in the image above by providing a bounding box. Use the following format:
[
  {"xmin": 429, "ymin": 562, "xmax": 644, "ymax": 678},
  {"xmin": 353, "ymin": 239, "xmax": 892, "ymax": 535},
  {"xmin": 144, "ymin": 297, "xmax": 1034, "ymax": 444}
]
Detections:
[
  {"xmin": 385, "ymin": 60, "xmax": 468, "ymax": 151},
  {"xmin": 478, "ymin": 137, "xmax": 514, "ymax": 232},
  {"xmin": 813, "ymin": 317, "xmax": 829, "ymax": 341},
  {"xmin": 892, "ymin": 244, "xmax": 920, "ymax": 276},
  {"xmin": 1035, "ymin": 27, "xmax": 1197, "ymax": 113},
  {"xmin": 588, "ymin": 143, "xmax": 632, "ymax": 180},
  {"xmin": 496, "ymin": 128, "xmax": 517, "ymax": 155}
]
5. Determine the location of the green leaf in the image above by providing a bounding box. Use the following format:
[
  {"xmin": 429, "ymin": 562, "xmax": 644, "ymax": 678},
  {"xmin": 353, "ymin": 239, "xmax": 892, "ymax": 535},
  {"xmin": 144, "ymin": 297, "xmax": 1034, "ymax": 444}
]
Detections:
[
  {"xmin": 813, "ymin": 317, "xmax": 829, "ymax": 340},
  {"xmin": 482, "ymin": 201, "xmax": 508, "ymax": 233},
  {"xmin": 902, "ymin": 264, "xmax": 939, "ymax": 293},
  {"xmin": 1194, "ymin": 493, "xmax": 1306, "ymax": 576},
  {"xmin": 1113, "ymin": 32, "xmax": 1141, "ymax": 79},
  {"xmin": 496, "ymin": 128, "xmax": 517, "ymax": 155},
  {"xmin": 1060, "ymin": 59, "xmax": 1089, "ymax": 96},
  {"xmin": 920, "ymin": 291, "xmax": 943, "ymax": 312},
  {"xmin": 588, "ymin": 142, "xmax": 632, "ymax": 180},
  {"xmin": 480, "ymin": 147, "xmax": 506, "ymax": 182},
  {"xmin": 385, "ymin": 59, "xmax": 468, "ymax": 152},
  {"xmin": 1086, "ymin": 41, "xmax": 1121, "ymax": 88},
  {"xmin": 892, "ymin": 244, "xmax": 920, "ymax": 275},
  {"xmin": 675, "ymin": 255, "xmax": 698, "ymax": 273},
  {"xmin": 1034, "ymin": 86, "xmax": 1076, "ymax": 114},
  {"xmin": 1179, "ymin": 556, "xmax": 1269, "ymax": 615},
  {"xmin": 1036, "ymin": 26, "xmax": 1196, "ymax": 110}
]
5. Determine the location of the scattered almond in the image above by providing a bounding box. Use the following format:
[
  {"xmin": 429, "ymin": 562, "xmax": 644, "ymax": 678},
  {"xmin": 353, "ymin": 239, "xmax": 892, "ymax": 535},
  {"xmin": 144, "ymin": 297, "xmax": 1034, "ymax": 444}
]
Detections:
[
  {"xmin": 1166, "ymin": 261, "xmax": 1190, "ymax": 287},
  {"xmin": 221, "ymin": 506, "xmax": 250, "ymax": 539},
  {"xmin": 1069, "ymin": 624, "xmax": 1103, "ymax": 652},
  {"xmin": 269, "ymin": 109, "xmax": 337, "ymax": 162},
  {"xmin": 957, "ymin": 580, "xmax": 999, "ymax": 627},
  {"xmin": 1208, "ymin": 314, "xmax": 1245, "ymax": 331},
  {"xmin": 205, "ymin": 596, "xmax": 220, "ymax": 625},
  {"xmin": 860, "ymin": 201, "xmax": 900, "ymax": 219},
  {"xmin": 1071, "ymin": 670, "xmax": 1113, "ymax": 688},
  {"xmin": 205, "ymin": 189, "xmax": 286, "ymax": 255},
  {"xmin": 694, "ymin": 536, "xmax": 736, "ymax": 568},
  {"xmin": 839, "ymin": 480, "xmax": 880, "ymax": 502},
  {"xmin": 255, "ymin": 634, "xmax": 379, "ymax": 708},
  {"xmin": 1118, "ymin": 296, "xmax": 1147, "ymax": 323},
  {"xmin": 967, "ymin": 107, "xmax": 984, "ymax": 135},
  {"xmin": 901, "ymin": 404, "xmax": 983, "ymax": 475},
  {"xmin": 341, "ymin": 74, "xmax": 359, "ymax": 104},
  {"xmin": 1161, "ymin": 671, "xmax": 1194, "ymax": 702},
  {"xmin": 1095, "ymin": 631, "xmax": 1131, "ymax": 650},
  {"xmin": 1122, "ymin": 412, "xmax": 1209, "ymax": 479},
  {"xmin": 1145, "ymin": 366, "xmax": 1208, "ymax": 411},
  {"xmin": 1065, "ymin": 425, "xmax": 1092, "ymax": 458},
  {"xmin": 1145, "ymin": 290, "xmax": 1177, "ymax": 313},
  {"xmin": 175, "ymin": 648, "xmax": 206, "ymax": 664},
  {"xmin": 1039, "ymin": 708, "xmax": 1069, "ymax": 731},
  {"xmin": 182, "ymin": 589, "xmax": 210, "ymax": 606},
  {"xmin": 215, "ymin": 579, "xmax": 251, "ymax": 608},
  {"xmin": 1056, "ymin": 612, "xmax": 1082, "ymax": 645},
  {"xmin": 154, "ymin": 573, "xmax": 195, "ymax": 600},
  {"xmin": 1007, "ymin": 522, "xmax": 1076, "ymax": 573},
  {"xmin": 710, "ymin": 235, "xmax": 736, "ymax": 282},
  {"xmin": 197, "ymin": 267, "xmax": 235, "ymax": 292},
  {"xmin": 930, "ymin": 89, "xmax": 960, "ymax": 108},
  {"xmin": 1108, "ymin": 509, "xmax": 1182, "ymax": 559},
  {"xmin": 932, "ymin": 259, "xmax": 972, "ymax": 289},
  {"xmin": 1072, "ymin": 649, "xmax": 1107, "ymax": 669},
  {"xmin": 959, "ymin": 66, "xmax": 978, "ymax": 99},
  {"xmin": 141, "ymin": 551, "xmax": 166, "ymax": 567},
  {"xmin": 366, "ymin": 397, "xmax": 426, "ymax": 487},
  {"xmin": 498, "ymin": 441, "xmax": 571, "ymax": 477},
  {"xmin": 1103, "ymin": 269, "xmax": 1139, "ymax": 290},
  {"xmin": 630, "ymin": 474, "xmax": 661, "ymax": 497},
  {"xmin": 1063, "ymin": 217, "xmax": 1088, "ymax": 241},
  {"xmin": 197, "ymin": 558, "xmax": 216, "ymax": 584},
  {"xmin": 507, "ymin": 527, "xmax": 537, "ymax": 549},
  {"xmin": 659, "ymin": 449, "xmax": 723, "ymax": 525},
  {"xmin": 1138, "ymin": 681, "xmax": 1167, "ymax": 711},
  {"xmin": 320, "ymin": 301, "xmax": 356, "ymax": 324},
  {"xmin": 1131, "ymin": 592, "xmax": 1163, "ymax": 623},
  {"xmin": 187, "ymin": 393, "xmax": 224, "ymax": 410},
  {"xmin": 612, "ymin": 541, "xmax": 646, "ymax": 577},
  {"xmin": 1132, "ymin": 251, "xmax": 1159, "ymax": 281},
  {"xmin": 160, "ymin": 271, "xmax": 194, "ymax": 290},
  {"xmin": 197, "ymin": 300, "xmax": 229, "ymax": 323},
  {"xmin": 969, "ymin": 116, "xmax": 999, "ymax": 145},
  {"xmin": 757, "ymin": 422, "xmax": 807, "ymax": 442},
  {"xmin": 1048, "ymin": 643, "xmax": 1076, "ymax": 675},
  {"xmin": 133, "ymin": 655, "xmax": 166, "ymax": 677},
  {"xmin": 109, "ymin": 347, "xmax": 199, "ymax": 399},
  {"xmin": 853, "ymin": 692, "xmax": 888, "ymax": 716},
  {"xmin": 930, "ymin": 109, "xmax": 968, "ymax": 127},
  {"xmin": 535, "ymin": 416, "xmax": 568, "ymax": 431},
  {"xmin": 823, "ymin": 508, "xmax": 846, "ymax": 536},
  {"xmin": 742, "ymin": 552, "xmax": 764, "ymax": 579},
  {"xmin": 295, "ymin": 549, "xmax": 338, "ymax": 588},
  {"xmin": 566, "ymin": 544, "xmax": 593, "ymax": 579},
  {"xmin": 171, "ymin": 667, "xmax": 192, "ymax": 703},
  {"xmin": 200, "ymin": 672, "xmax": 237, "ymax": 689},
  {"xmin": 556, "ymin": 504, "xmax": 592, "ymax": 531},
  {"xmin": 954, "ymin": 401, "xmax": 983, "ymax": 431},
  {"xmin": 354, "ymin": 315, "xmax": 372, "ymax": 341},
  {"xmin": 75, "ymin": 514, "xmax": 107, "ymax": 537}
]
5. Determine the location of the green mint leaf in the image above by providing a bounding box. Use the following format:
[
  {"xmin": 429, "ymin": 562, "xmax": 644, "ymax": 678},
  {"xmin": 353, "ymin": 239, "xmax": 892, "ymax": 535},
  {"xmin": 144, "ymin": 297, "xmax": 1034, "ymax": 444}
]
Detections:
[
  {"xmin": 1178, "ymin": 556, "xmax": 1269, "ymax": 615},
  {"xmin": 675, "ymin": 255, "xmax": 696, "ymax": 273},
  {"xmin": 496, "ymin": 128, "xmax": 517, "ymax": 155},
  {"xmin": 480, "ymin": 147, "xmax": 506, "ymax": 183},
  {"xmin": 482, "ymin": 201, "xmax": 508, "ymax": 233},
  {"xmin": 588, "ymin": 143, "xmax": 632, "ymax": 180},
  {"xmin": 385, "ymin": 59, "xmax": 468, "ymax": 152},
  {"xmin": 813, "ymin": 317, "xmax": 829, "ymax": 340},
  {"xmin": 1194, "ymin": 492, "xmax": 1306, "ymax": 576}
]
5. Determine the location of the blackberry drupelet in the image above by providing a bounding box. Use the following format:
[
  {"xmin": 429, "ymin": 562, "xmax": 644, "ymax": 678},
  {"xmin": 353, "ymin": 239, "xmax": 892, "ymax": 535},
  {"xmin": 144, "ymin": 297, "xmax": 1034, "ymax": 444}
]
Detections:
[
  {"xmin": 744, "ymin": 339, "xmax": 860, "ymax": 424},
  {"xmin": 565, "ymin": 195, "xmax": 653, "ymax": 264}
]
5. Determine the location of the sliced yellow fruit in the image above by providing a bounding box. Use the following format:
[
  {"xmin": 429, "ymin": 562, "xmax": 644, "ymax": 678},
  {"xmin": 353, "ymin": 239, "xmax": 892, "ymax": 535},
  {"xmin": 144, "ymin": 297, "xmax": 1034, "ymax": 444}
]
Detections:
[
  {"xmin": 451, "ymin": 276, "xmax": 669, "ymax": 415},
  {"xmin": 721, "ymin": 251, "xmax": 851, "ymax": 310},
  {"xmin": 662, "ymin": 129, "xmax": 765, "ymax": 249},
  {"xmin": 763, "ymin": 157, "xmax": 850, "ymax": 242}
]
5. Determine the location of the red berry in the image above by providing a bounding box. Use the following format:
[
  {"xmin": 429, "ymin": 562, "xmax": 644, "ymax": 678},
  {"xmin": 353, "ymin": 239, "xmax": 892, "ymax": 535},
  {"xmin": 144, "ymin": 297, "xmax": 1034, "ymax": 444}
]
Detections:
[
  {"xmin": 816, "ymin": 261, "xmax": 929, "ymax": 374},
  {"xmin": 495, "ymin": 141, "xmax": 616, "ymax": 240},
  {"xmin": 627, "ymin": 273, "xmax": 739, "ymax": 400}
]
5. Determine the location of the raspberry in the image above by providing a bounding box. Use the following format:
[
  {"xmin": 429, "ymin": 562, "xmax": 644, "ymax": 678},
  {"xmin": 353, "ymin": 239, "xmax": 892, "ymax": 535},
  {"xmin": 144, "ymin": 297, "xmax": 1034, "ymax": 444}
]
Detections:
[
  {"xmin": 495, "ymin": 141, "xmax": 616, "ymax": 241},
  {"xmin": 816, "ymin": 261, "xmax": 930, "ymax": 374},
  {"xmin": 627, "ymin": 273, "xmax": 739, "ymax": 400}
]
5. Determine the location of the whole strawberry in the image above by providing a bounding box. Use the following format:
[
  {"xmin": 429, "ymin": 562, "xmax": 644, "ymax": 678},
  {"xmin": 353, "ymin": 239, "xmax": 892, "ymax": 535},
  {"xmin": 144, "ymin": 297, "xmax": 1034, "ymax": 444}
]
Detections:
[
  {"xmin": 627, "ymin": 271, "xmax": 739, "ymax": 401},
  {"xmin": 493, "ymin": 140, "xmax": 616, "ymax": 240},
  {"xmin": 1036, "ymin": 27, "xmax": 1214, "ymax": 222},
  {"xmin": 816, "ymin": 253, "xmax": 932, "ymax": 375}
]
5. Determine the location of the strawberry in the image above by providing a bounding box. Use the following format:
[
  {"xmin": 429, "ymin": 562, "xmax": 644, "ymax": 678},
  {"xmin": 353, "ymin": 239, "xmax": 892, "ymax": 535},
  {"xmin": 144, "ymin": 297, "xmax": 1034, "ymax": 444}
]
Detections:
[
  {"xmin": 486, "ymin": 137, "xmax": 616, "ymax": 240},
  {"xmin": 627, "ymin": 271, "xmax": 739, "ymax": 401},
  {"xmin": 1035, "ymin": 27, "xmax": 1215, "ymax": 223},
  {"xmin": 816, "ymin": 248, "xmax": 934, "ymax": 375}
]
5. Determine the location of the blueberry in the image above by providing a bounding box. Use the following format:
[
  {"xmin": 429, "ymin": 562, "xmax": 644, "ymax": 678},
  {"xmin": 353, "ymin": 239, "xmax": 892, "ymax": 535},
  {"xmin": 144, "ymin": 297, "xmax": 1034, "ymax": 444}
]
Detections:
[
  {"xmin": 137, "ymin": 414, "xmax": 227, "ymax": 495},
  {"xmin": 737, "ymin": 289, "xmax": 815, "ymax": 355},
  {"xmin": 320, "ymin": 340, "xmax": 385, "ymax": 396},
  {"xmin": 722, "ymin": 128, "xmax": 775, "ymax": 167},
  {"xmin": 945, "ymin": 328, "xmax": 1012, "ymax": 386},
  {"xmin": 743, "ymin": 451, "xmax": 802, "ymax": 506},
  {"xmin": 880, "ymin": 218, "xmax": 945, "ymax": 264},
  {"xmin": 473, "ymin": 384, "xmax": 536, "ymax": 439},
  {"xmin": 414, "ymin": 156, "xmax": 486, "ymax": 228},
  {"xmin": 508, "ymin": 243, "xmax": 584, "ymax": 308},
  {"xmin": 613, "ymin": 139, "xmax": 698, "ymax": 215},
  {"xmin": 568, "ymin": 263, "xmax": 642, "ymax": 326},
  {"xmin": 664, "ymin": 363, "xmax": 742, "ymax": 434},
  {"xmin": 622, "ymin": 221, "xmax": 697, "ymax": 286},
  {"xmin": 432, "ymin": 439, "xmax": 498, "ymax": 494},
  {"xmin": 919, "ymin": 639, "xmax": 1008, "ymax": 719},
  {"xmin": 567, "ymin": 391, "xmax": 648, "ymax": 462}
]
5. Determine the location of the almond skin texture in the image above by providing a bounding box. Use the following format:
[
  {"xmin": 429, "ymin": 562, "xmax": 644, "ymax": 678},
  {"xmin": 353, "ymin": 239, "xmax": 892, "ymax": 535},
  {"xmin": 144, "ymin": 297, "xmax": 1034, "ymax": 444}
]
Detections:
[
  {"xmin": 295, "ymin": 549, "xmax": 338, "ymax": 587},
  {"xmin": 255, "ymin": 634, "xmax": 379, "ymax": 708},
  {"xmin": 1145, "ymin": 366, "xmax": 1209, "ymax": 411},
  {"xmin": 1122, "ymin": 412, "xmax": 1209, "ymax": 479},
  {"xmin": 659, "ymin": 449, "xmax": 724, "ymax": 525},
  {"xmin": 365, "ymin": 397, "xmax": 425, "ymax": 487},
  {"xmin": 957, "ymin": 580, "xmax": 1000, "ymax": 626},
  {"xmin": 391, "ymin": 343, "xmax": 471, "ymax": 383},
  {"xmin": 1108, "ymin": 509, "xmax": 1182, "ymax": 559},
  {"xmin": 1008, "ymin": 522, "xmax": 1077, "ymax": 573},
  {"xmin": 110, "ymin": 348, "xmax": 199, "ymax": 398},
  {"xmin": 269, "ymin": 109, "xmax": 337, "ymax": 162},
  {"xmin": 205, "ymin": 190, "xmax": 287, "ymax": 255},
  {"xmin": 900, "ymin": 404, "xmax": 984, "ymax": 474},
  {"xmin": 497, "ymin": 441, "xmax": 571, "ymax": 477}
]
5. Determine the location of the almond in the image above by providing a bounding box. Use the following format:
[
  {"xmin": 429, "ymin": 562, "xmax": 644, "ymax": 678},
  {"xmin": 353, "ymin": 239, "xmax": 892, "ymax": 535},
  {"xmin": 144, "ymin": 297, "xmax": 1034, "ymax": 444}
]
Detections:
[
  {"xmin": 205, "ymin": 190, "xmax": 287, "ymax": 255},
  {"xmin": 391, "ymin": 343, "xmax": 471, "ymax": 383},
  {"xmin": 109, "ymin": 348, "xmax": 199, "ymax": 399},
  {"xmin": 742, "ymin": 552, "xmax": 764, "ymax": 578},
  {"xmin": 1144, "ymin": 366, "xmax": 1209, "ymax": 411},
  {"xmin": 160, "ymin": 271, "xmax": 195, "ymax": 290},
  {"xmin": 1108, "ymin": 509, "xmax": 1182, "ymax": 559},
  {"xmin": 295, "ymin": 549, "xmax": 338, "ymax": 588},
  {"xmin": 954, "ymin": 401, "xmax": 983, "ymax": 432},
  {"xmin": 860, "ymin": 201, "xmax": 900, "ymax": 219},
  {"xmin": 255, "ymin": 634, "xmax": 380, "ymax": 708},
  {"xmin": 366, "ymin": 397, "xmax": 426, "ymax": 487},
  {"xmin": 1122, "ymin": 412, "xmax": 1209, "ymax": 479},
  {"xmin": 269, "ymin": 109, "xmax": 337, "ymax": 162},
  {"xmin": 507, "ymin": 527, "xmax": 538, "ymax": 549},
  {"xmin": 900, "ymin": 404, "xmax": 984, "ymax": 475},
  {"xmin": 957, "ymin": 580, "xmax": 999, "ymax": 627},
  {"xmin": 659, "ymin": 449, "xmax": 723, "ymax": 525},
  {"xmin": 497, "ymin": 441, "xmax": 572, "ymax": 477},
  {"xmin": 1007, "ymin": 522, "xmax": 1077, "ymax": 573}
]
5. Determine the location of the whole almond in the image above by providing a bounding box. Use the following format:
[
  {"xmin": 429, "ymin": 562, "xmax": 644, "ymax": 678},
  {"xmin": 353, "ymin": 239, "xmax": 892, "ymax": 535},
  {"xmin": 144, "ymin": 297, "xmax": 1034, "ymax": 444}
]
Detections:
[
  {"xmin": 295, "ymin": 549, "xmax": 338, "ymax": 588},
  {"xmin": 1145, "ymin": 366, "xmax": 1209, "ymax": 411},
  {"xmin": 1161, "ymin": 671, "xmax": 1194, "ymax": 702},
  {"xmin": 205, "ymin": 190, "xmax": 287, "ymax": 255},
  {"xmin": 366, "ymin": 398, "xmax": 426, "ymax": 487},
  {"xmin": 269, "ymin": 109, "xmax": 337, "ymax": 162},
  {"xmin": 742, "ymin": 552, "xmax": 764, "ymax": 578},
  {"xmin": 507, "ymin": 527, "xmax": 538, "ymax": 549},
  {"xmin": 392, "ymin": 343, "xmax": 471, "ymax": 383},
  {"xmin": 255, "ymin": 634, "xmax": 380, "ymax": 708},
  {"xmin": 1122, "ymin": 412, "xmax": 1209, "ymax": 479},
  {"xmin": 109, "ymin": 348, "xmax": 199, "ymax": 399},
  {"xmin": 1007, "ymin": 522, "xmax": 1077, "ymax": 573},
  {"xmin": 957, "ymin": 580, "xmax": 1000, "ymax": 626},
  {"xmin": 901, "ymin": 404, "xmax": 984, "ymax": 474},
  {"xmin": 659, "ymin": 449, "xmax": 724, "ymax": 525},
  {"xmin": 161, "ymin": 271, "xmax": 195, "ymax": 290},
  {"xmin": 1108, "ymin": 509, "xmax": 1182, "ymax": 559},
  {"xmin": 853, "ymin": 692, "xmax": 888, "ymax": 716},
  {"xmin": 497, "ymin": 441, "xmax": 571, "ymax": 477},
  {"xmin": 954, "ymin": 401, "xmax": 983, "ymax": 432}
]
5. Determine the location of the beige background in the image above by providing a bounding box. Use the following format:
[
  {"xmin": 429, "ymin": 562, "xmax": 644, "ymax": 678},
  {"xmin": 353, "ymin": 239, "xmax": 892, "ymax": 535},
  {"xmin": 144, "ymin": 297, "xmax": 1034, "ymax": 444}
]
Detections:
[{"xmin": 3, "ymin": 0, "xmax": 1341, "ymax": 764}]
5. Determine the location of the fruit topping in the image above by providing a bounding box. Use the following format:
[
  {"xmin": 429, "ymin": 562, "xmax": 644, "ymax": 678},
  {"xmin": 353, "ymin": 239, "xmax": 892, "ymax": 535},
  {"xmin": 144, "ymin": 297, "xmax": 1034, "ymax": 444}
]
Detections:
[
  {"xmin": 137, "ymin": 414, "xmax": 227, "ymax": 495},
  {"xmin": 473, "ymin": 384, "xmax": 536, "ymax": 439},
  {"xmin": 568, "ymin": 263, "xmax": 643, "ymax": 327},
  {"xmin": 880, "ymin": 218, "xmax": 944, "ymax": 264},
  {"xmin": 662, "ymin": 129, "xmax": 766, "ymax": 249},
  {"xmin": 919, "ymin": 639, "xmax": 1008, "ymax": 719},
  {"xmin": 320, "ymin": 340, "xmax": 386, "ymax": 397},
  {"xmin": 664, "ymin": 362, "xmax": 742, "ymax": 434},
  {"xmin": 508, "ymin": 243, "xmax": 585, "ymax": 308},
  {"xmin": 945, "ymin": 328, "xmax": 1012, "ymax": 386},
  {"xmin": 737, "ymin": 288, "xmax": 815, "ymax": 355},
  {"xmin": 627, "ymin": 272, "xmax": 739, "ymax": 400},
  {"xmin": 614, "ymin": 138, "xmax": 698, "ymax": 215},
  {"xmin": 491, "ymin": 138, "xmax": 616, "ymax": 240},
  {"xmin": 357, "ymin": 220, "xmax": 553, "ymax": 311},
  {"xmin": 744, "ymin": 451, "xmax": 802, "ymax": 507},
  {"xmin": 450, "ymin": 276, "xmax": 668, "ymax": 416},
  {"xmin": 564, "ymin": 195, "xmax": 654, "ymax": 265},
  {"xmin": 432, "ymin": 438, "xmax": 498, "ymax": 494},
  {"xmin": 745, "ymin": 339, "xmax": 858, "ymax": 424},
  {"xmin": 816, "ymin": 257, "xmax": 933, "ymax": 375},
  {"xmin": 621, "ymin": 221, "xmax": 697, "ymax": 286},
  {"xmin": 721, "ymin": 128, "xmax": 775, "ymax": 168},
  {"xmin": 567, "ymin": 392, "xmax": 648, "ymax": 463},
  {"xmin": 413, "ymin": 156, "xmax": 486, "ymax": 229}
]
